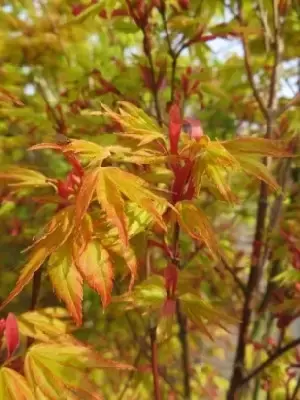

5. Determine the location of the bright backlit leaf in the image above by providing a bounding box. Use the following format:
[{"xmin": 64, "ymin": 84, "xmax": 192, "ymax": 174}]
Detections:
[
  {"xmin": 48, "ymin": 244, "xmax": 83, "ymax": 326},
  {"xmin": 175, "ymin": 201, "xmax": 219, "ymax": 258},
  {"xmin": 76, "ymin": 240, "xmax": 113, "ymax": 308}
]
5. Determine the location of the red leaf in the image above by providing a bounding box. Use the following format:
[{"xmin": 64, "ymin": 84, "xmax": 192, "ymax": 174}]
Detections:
[
  {"xmin": 169, "ymin": 104, "xmax": 182, "ymax": 154},
  {"xmin": 5, "ymin": 313, "xmax": 20, "ymax": 359}
]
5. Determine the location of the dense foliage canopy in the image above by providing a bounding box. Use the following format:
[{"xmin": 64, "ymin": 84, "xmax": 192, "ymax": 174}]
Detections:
[{"xmin": 0, "ymin": 0, "xmax": 299, "ymax": 399}]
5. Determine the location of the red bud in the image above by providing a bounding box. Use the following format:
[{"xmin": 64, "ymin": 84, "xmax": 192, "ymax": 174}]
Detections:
[
  {"xmin": 5, "ymin": 313, "xmax": 20, "ymax": 359},
  {"xmin": 183, "ymin": 118, "xmax": 204, "ymax": 140},
  {"xmin": 168, "ymin": 103, "xmax": 182, "ymax": 154}
]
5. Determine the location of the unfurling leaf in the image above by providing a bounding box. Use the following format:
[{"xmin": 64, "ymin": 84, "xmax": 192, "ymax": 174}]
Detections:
[
  {"xmin": 4, "ymin": 313, "xmax": 20, "ymax": 359},
  {"xmin": 169, "ymin": 103, "xmax": 182, "ymax": 154},
  {"xmin": 76, "ymin": 241, "xmax": 113, "ymax": 308},
  {"xmin": 48, "ymin": 244, "xmax": 83, "ymax": 326},
  {"xmin": 175, "ymin": 201, "xmax": 219, "ymax": 258},
  {"xmin": 0, "ymin": 367, "xmax": 34, "ymax": 400}
]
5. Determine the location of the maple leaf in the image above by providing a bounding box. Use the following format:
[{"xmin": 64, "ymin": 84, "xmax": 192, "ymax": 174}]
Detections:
[
  {"xmin": 0, "ymin": 367, "xmax": 34, "ymax": 400},
  {"xmin": 175, "ymin": 201, "xmax": 219, "ymax": 258},
  {"xmin": 24, "ymin": 341, "xmax": 133, "ymax": 399},
  {"xmin": 0, "ymin": 167, "xmax": 51, "ymax": 189},
  {"xmin": 76, "ymin": 167, "xmax": 169, "ymax": 246},
  {"xmin": 180, "ymin": 293, "xmax": 237, "ymax": 339},
  {"xmin": 17, "ymin": 307, "xmax": 74, "ymax": 342},
  {"xmin": 48, "ymin": 243, "xmax": 83, "ymax": 326},
  {"xmin": 0, "ymin": 206, "xmax": 75, "ymax": 312},
  {"xmin": 222, "ymin": 137, "xmax": 292, "ymax": 157},
  {"xmin": 30, "ymin": 139, "xmax": 111, "ymax": 164},
  {"xmin": 101, "ymin": 102, "xmax": 166, "ymax": 145},
  {"xmin": 76, "ymin": 240, "xmax": 114, "ymax": 308}
]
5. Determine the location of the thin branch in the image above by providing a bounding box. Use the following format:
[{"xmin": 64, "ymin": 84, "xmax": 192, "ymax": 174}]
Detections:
[
  {"xmin": 256, "ymin": 0, "xmax": 272, "ymax": 52},
  {"xmin": 150, "ymin": 326, "xmax": 162, "ymax": 400},
  {"xmin": 26, "ymin": 267, "xmax": 43, "ymax": 348},
  {"xmin": 172, "ymin": 222, "xmax": 191, "ymax": 400},
  {"xmin": 176, "ymin": 299, "xmax": 191, "ymax": 400},
  {"xmin": 159, "ymin": 8, "xmax": 178, "ymax": 103},
  {"xmin": 268, "ymin": 0, "xmax": 282, "ymax": 110},
  {"xmin": 240, "ymin": 338, "xmax": 300, "ymax": 387},
  {"xmin": 290, "ymin": 378, "xmax": 300, "ymax": 400},
  {"xmin": 220, "ymin": 255, "xmax": 246, "ymax": 295},
  {"xmin": 141, "ymin": 28, "xmax": 163, "ymax": 126},
  {"xmin": 227, "ymin": 0, "xmax": 285, "ymax": 396},
  {"xmin": 277, "ymin": 93, "xmax": 300, "ymax": 117},
  {"xmin": 117, "ymin": 350, "xmax": 142, "ymax": 400},
  {"xmin": 239, "ymin": 29, "xmax": 268, "ymax": 119}
]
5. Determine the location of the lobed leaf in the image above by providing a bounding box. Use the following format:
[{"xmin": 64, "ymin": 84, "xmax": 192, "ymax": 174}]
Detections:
[
  {"xmin": 0, "ymin": 167, "xmax": 50, "ymax": 189},
  {"xmin": 0, "ymin": 367, "xmax": 34, "ymax": 400},
  {"xmin": 175, "ymin": 201, "xmax": 219, "ymax": 258},
  {"xmin": 235, "ymin": 154, "xmax": 280, "ymax": 192},
  {"xmin": 97, "ymin": 169, "xmax": 128, "ymax": 246},
  {"xmin": 17, "ymin": 307, "xmax": 74, "ymax": 342},
  {"xmin": 48, "ymin": 244, "xmax": 83, "ymax": 326},
  {"xmin": 24, "ymin": 341, "xmax": 133, "ymax": 399},
  {"xmin": 76, "ymin": 240, "xmax": 113, "ymax": 308},
  {"xmin": 222, "ymin": 137, "xmax": 292, "ymax": 157}
]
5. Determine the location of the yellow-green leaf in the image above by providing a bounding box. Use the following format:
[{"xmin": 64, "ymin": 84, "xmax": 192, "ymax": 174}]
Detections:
[
  {"xmin": 222, "ymin": 137, "xmax": 292, "ymax": 157},
  {"xmin": 76, "ymin": 168, "xmax": 100, "ymax": 224},
  {"xmin": 48, "ymin": 245, "xmax": 83, "ymax": 326},
  {"xmin": 235, "ymin": 154, "xmax": 280, "ymax": 191},
  {"xmin": 97, "ymin": 169, "xmax": 128, "ymax": 247},
  {"xmin": 17, "ymin": 308, "xmax": 74, "ymax": 342},
  {"xmin": 0, "ymin": 167, "xmax": 49, "ymax": 189},
  {"xmin": 175, "ymin": 201, "xmax": 219, "ymax": 258},
  {"xmin": 76, "ymin": 241, "xmax": 113, "ymax": 308},
  {"xmin": 24, "ymin": 342, "xmax": 133, "ymax": 399},
  {"xmin": 0, "ymin": 368, "xmax": 34, "ymax": 400},
  {"xmin": 106, "ymin": 167, "xmax": 168, "ymax": 232}
]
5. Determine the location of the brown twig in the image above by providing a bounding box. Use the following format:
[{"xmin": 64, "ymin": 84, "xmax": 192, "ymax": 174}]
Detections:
[
  {"xmin": 227, "ymin": 0, "xmax": 284, "ymax": 397},
  {"xmin": 290, "ymin": 378, "xmax": 300, "ymax": 400},
  {"xmin": 172, "ymin": 222, "xmax": 191, "ymax": 399},
  {"xmin": 176, "ymin": 299, "xmax": 191, "ymax": 400},
  {"xmin": 220, "ymin": 255, "xmax": 246, "ymax": 295},
  {"xmin": 159, "ymin": 8, "xmax": 178, "ymax": 103},
  {"xmin": 150, "ymin": 326, "xmax": 162, "ymax": 400},
  {"xmin": 240, "ymin": 338, "xmax": 300, "ymax": 387}
]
